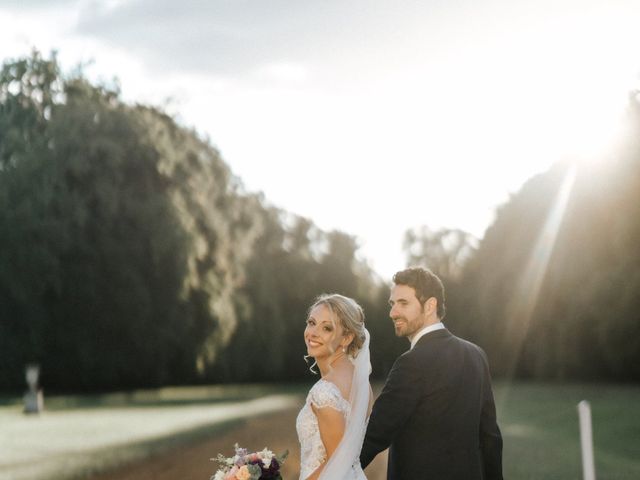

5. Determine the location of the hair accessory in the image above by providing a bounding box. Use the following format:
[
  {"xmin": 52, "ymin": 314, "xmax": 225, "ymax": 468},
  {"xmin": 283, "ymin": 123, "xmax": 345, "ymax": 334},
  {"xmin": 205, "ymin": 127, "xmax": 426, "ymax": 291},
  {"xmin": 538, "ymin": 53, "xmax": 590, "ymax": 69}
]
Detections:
[{"xmin": 303, "ymin": 354, "xmax": 318, "ymax": 374}]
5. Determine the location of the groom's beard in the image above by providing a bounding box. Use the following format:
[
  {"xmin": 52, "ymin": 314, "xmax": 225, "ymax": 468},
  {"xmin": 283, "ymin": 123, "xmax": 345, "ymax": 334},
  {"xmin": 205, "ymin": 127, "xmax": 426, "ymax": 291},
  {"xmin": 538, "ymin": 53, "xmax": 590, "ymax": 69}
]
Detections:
[
  {"xmin": 392, "ymin": 314, "xmax": 425, "ymax": 339},
  {"xmin": 392, "ymin": 319, "xmax": 406, "ymax": 336},
  {"xmin": 392, "ymin": 317, "xmax": 414, "ymax": 338}
]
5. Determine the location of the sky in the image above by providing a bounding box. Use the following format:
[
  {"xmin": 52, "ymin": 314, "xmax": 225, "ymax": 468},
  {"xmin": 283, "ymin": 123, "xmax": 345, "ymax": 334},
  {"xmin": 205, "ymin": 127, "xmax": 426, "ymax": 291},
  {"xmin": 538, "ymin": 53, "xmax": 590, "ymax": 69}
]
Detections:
[{"xmin": 1, "ymin": 0, "xmax": 639, "ymax": 279}]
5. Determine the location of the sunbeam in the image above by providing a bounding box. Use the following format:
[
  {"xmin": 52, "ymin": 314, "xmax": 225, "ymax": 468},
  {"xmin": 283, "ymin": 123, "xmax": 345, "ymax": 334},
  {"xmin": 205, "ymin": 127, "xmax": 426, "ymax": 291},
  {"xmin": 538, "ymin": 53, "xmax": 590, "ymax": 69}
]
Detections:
[{"xmin": 498, "ymin": 163, "xmax": 578, "ymax": 408}]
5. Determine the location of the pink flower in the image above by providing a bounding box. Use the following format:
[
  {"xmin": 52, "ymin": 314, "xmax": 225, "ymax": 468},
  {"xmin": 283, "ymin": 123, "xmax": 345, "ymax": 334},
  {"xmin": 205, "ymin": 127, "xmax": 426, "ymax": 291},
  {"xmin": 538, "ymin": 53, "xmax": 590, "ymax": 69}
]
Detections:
[
  {"xmin": 235, "ymin": 465, "xmax": 251, "ymax": 480},
  {"xmin": 225, "ymin": 466, "xmax": 238, "ymax": 479}
]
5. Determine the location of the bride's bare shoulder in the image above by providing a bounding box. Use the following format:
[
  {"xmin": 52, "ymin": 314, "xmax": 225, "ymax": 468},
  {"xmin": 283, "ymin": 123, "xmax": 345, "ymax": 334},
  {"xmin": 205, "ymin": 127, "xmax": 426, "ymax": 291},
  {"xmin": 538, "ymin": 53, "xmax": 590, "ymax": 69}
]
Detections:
[{"xmin": 324, "ymin": 366, "xmax": 353, "ymax": 401}]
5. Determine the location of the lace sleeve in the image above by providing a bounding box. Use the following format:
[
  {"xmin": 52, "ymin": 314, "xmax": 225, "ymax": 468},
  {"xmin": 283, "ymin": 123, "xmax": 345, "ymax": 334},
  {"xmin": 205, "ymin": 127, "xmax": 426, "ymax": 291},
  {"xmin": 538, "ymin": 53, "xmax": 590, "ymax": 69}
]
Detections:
[{"xmin": 309, "ymin": 380, "xmax": 349, "ymax": 413}]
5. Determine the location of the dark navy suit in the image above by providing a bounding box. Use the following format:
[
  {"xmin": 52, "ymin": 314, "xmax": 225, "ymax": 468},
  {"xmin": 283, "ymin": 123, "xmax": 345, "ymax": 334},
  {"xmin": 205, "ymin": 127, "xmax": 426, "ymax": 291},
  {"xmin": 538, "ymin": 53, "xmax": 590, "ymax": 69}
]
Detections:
[{"xmin": 360, "ymin": 329, "xmax": 503, "ymax": 480}]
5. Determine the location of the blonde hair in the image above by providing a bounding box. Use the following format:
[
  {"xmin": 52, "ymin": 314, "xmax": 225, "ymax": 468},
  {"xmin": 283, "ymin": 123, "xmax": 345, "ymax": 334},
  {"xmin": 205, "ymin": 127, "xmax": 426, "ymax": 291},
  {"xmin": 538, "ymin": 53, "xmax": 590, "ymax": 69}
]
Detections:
[{"xmin": 308, "ymin": 293, "xmax": 366, "ymax": 357}]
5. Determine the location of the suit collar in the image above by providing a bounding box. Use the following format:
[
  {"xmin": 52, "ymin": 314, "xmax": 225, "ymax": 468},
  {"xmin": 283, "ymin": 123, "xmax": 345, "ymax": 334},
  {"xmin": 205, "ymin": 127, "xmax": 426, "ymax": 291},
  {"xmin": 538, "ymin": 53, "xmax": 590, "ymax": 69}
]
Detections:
[
  {"xmin": 412, "ymin": 326, "xmax": 451, "ymax": 348},
  {"xmin": 410, "ymin": 322, "xmax": 446, "ymax": 349}
]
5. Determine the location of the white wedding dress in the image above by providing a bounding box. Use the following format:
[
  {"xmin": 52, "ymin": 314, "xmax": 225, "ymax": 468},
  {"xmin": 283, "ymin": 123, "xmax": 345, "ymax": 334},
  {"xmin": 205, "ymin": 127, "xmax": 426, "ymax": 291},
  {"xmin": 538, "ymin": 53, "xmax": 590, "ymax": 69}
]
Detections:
[
  {"xmin": 296, "ymin": 329, "xmax": 371, "ymax": 480},
  {"xmin": 296, "ymin": 379, "xmax": 367, "ymax": 479}
]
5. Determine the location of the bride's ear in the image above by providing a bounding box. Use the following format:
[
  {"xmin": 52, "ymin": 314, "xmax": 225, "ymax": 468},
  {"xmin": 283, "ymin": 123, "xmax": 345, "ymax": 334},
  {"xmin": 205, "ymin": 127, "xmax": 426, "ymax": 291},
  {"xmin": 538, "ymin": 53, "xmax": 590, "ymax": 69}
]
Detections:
[{"xmin": 343, "ymin": 332, "xmax": 355, "ymax": 351}]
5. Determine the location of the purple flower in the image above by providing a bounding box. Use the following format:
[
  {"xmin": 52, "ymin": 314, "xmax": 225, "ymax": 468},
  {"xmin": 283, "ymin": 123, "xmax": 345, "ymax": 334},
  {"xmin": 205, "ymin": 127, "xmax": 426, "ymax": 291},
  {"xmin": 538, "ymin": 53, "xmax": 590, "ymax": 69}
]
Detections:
[
  {"xmin": 249, "ymin": 458, "xmax": 281, "ymax": 479},
  {"xmin": 235, "ymin": 446, "xmax": 248, "ymax": 458},
  {"xmin": 233, "ymin": 444, "xmax": 249, "ymax": 466}
]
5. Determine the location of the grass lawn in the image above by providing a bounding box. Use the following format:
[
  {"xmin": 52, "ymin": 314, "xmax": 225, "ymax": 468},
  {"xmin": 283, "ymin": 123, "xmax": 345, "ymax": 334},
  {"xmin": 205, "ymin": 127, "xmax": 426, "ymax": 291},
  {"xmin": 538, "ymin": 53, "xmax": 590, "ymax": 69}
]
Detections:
[{"xmin": 497, "ymin": 381, "xmax": 640, "ymax": 480}]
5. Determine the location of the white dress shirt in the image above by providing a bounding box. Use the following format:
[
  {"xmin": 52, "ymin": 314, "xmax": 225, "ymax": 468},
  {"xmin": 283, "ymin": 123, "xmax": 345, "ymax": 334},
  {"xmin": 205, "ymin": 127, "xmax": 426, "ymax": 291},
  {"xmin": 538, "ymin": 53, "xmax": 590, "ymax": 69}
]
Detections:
[{"xmin": 410, "ymin": 322, "xmax": 445, "ymax": 350}]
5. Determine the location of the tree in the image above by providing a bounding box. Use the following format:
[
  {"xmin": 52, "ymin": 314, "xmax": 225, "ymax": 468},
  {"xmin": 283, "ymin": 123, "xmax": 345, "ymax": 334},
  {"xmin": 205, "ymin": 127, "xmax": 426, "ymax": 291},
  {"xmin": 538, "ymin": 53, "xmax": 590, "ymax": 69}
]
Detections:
[
  {"xmin": 0, "ymin": 52, "xmax": 260, "ymax": 391},
  {"xmin": 403, "ymin": 226, "xmax": 477, "ymax": 282}
]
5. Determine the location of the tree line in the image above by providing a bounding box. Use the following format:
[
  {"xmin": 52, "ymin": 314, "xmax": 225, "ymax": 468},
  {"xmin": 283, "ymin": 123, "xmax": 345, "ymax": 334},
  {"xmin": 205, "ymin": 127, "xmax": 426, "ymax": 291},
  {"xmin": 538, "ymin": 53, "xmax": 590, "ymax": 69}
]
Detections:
[{"xmin": 1, "ymin": 52, "xmax": 638, "ymax": 392}]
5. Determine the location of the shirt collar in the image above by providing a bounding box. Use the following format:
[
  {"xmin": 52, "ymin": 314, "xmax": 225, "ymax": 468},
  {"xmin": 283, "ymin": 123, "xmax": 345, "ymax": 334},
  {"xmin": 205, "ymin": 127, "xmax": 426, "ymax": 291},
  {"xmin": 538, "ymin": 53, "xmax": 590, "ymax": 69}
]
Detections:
[{"xmin": 410, "ymin": 322, "xmax": 445, "ymax": 350}]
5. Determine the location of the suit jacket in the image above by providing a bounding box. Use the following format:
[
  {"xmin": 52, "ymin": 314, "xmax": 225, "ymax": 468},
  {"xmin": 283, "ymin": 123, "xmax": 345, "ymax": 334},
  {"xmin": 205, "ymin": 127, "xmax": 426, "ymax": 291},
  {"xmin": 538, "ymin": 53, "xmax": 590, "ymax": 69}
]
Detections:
[{"xmin": 360, "ymin": 328, "xmax": 503, "ymax": 480}]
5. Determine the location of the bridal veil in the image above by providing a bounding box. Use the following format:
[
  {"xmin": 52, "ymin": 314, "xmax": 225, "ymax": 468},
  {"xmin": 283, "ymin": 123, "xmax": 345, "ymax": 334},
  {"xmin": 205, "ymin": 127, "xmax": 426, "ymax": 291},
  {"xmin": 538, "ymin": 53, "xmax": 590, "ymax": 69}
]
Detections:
[{"xmin": 319, "ymin": 328, "xmax": 371, "ymax": 479}]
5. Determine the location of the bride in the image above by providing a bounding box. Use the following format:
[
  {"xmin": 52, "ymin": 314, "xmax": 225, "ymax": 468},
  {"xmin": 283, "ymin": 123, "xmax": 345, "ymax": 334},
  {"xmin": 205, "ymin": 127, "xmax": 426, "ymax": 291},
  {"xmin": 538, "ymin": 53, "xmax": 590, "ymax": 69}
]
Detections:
[{"xmin": 296, "ymin": 294, "xmax": 373, "ymax": 480}]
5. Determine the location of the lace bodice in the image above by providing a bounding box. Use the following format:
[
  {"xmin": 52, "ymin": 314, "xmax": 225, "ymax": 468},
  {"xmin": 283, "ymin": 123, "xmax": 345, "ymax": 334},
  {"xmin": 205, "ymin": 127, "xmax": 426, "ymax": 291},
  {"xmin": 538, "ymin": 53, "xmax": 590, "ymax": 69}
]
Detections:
[{"xmin": 296, "ymin": 379, "xmax": 367, "ymax": 480}]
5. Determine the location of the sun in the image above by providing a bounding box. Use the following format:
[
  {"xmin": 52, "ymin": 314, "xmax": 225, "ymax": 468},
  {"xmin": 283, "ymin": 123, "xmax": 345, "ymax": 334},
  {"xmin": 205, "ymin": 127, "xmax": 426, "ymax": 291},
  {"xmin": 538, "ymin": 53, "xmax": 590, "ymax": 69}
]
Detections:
[{"xmin": 552, "ymin": 83, "xmax": 630, "ymax": 166}]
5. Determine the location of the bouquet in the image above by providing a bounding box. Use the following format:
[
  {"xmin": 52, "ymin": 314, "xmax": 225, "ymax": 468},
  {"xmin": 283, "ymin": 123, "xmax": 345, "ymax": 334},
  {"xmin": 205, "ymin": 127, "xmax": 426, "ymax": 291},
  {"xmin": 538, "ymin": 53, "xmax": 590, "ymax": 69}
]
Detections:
[{"xmin": 210, "ymin": 444, "xmax": 288, "ymax": 480}]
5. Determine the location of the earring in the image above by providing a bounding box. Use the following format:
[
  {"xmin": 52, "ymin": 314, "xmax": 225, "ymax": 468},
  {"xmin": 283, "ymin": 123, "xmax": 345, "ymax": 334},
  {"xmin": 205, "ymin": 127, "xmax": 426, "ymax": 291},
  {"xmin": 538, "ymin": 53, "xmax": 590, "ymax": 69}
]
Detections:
[{"xmin": 342, "ymin": 346, "xmax": 346, "ymax": 353}]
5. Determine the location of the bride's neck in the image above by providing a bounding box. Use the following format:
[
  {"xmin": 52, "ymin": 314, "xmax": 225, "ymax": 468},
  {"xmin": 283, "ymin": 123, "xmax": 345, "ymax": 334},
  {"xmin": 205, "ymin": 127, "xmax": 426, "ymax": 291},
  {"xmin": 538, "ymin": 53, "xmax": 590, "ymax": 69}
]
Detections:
[{"xmin": 318, "ymin": 350, "xmax": 347, "ymax": 377}]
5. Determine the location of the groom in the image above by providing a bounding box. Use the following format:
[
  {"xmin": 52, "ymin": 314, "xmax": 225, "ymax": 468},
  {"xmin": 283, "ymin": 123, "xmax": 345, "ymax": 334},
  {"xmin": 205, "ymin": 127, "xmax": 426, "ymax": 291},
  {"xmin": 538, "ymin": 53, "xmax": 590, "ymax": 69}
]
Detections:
[{"xmin": 360, "ymin": 267, "xmax": 503, "ymax": 480}]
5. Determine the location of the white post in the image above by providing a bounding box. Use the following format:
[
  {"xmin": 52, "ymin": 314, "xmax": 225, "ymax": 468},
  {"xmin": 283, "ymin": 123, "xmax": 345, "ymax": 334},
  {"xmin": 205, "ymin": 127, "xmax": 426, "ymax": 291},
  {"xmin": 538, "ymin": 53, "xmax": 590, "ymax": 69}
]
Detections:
[
  {"xmin": 577, "ymin": 400, "xmax": 596, "ymax": 480},
  {"xmin": 24, "ymin": 363, "xmax": 43, "ymax": 414}
]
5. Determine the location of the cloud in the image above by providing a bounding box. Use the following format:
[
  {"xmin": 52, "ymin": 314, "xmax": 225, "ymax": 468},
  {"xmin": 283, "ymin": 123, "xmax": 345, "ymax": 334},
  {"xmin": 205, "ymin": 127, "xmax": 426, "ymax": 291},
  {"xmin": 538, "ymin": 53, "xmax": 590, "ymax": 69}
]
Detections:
[
  {"xmin": 0, "ymin": 0, "xmax": 78, "ymax": 7},
  {"xmin": 74, "ymin": 0, "xmax": 321, "ymax": 75},
  {"xmin": 73, "ymin": 0, "xmax": 438, "ymax": 79}
]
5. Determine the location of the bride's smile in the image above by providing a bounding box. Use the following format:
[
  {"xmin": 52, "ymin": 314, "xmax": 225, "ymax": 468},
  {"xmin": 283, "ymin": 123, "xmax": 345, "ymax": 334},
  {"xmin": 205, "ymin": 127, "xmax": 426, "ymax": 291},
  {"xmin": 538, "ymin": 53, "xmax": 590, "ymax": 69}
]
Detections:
[{"xmin": 304, "ymin": 304, "xmax": 348, "ymax": 361}]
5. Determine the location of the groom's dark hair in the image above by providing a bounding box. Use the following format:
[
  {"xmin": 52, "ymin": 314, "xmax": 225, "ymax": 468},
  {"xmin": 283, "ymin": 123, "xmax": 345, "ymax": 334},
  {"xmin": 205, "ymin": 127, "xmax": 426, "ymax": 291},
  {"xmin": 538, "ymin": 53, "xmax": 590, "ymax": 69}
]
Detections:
[{"xmin": 393, "ymin": 267, "xmax": 446, "ymax": 319}]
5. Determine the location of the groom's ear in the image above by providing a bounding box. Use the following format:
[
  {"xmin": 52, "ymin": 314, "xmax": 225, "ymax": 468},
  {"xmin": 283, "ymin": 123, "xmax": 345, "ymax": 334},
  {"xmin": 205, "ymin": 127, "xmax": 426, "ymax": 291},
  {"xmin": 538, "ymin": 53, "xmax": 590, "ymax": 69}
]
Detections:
[{"xmin": 425, "ymin": 297, "xmax": 437, "ymax": 315}]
